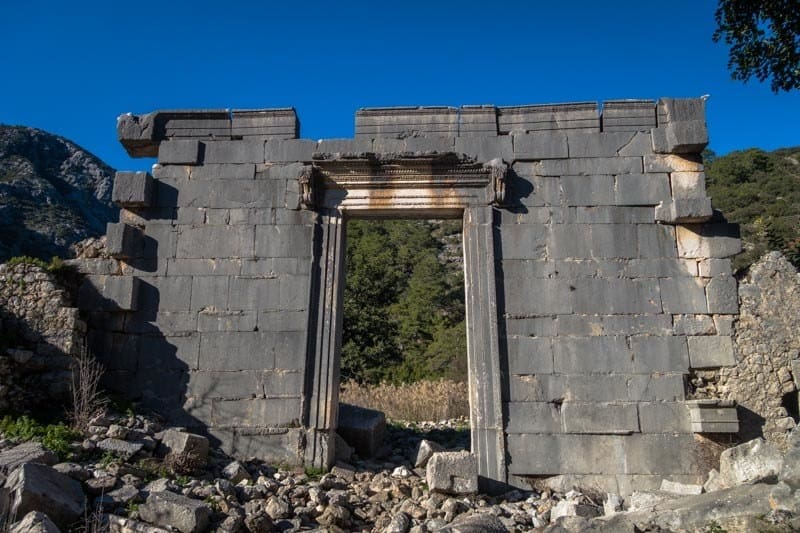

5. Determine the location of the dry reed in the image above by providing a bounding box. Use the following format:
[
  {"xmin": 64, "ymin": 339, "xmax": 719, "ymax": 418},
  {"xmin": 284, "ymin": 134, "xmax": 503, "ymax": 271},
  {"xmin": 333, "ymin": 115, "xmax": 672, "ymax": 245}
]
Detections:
[{"xmin": 339, "ymin": 379, "xmax": 469, "ymax": 422}]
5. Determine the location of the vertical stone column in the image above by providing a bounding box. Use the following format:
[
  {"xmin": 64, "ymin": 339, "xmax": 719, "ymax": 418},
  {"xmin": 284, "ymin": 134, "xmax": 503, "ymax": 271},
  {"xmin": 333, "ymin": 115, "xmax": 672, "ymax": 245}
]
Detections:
[
  {"xmin": 303, "ymin": 208, "xmax": 346, "ymax": 469},
  {"xmin": 463, "ymin": 206, "xmax": 507, "ymax": 486}
]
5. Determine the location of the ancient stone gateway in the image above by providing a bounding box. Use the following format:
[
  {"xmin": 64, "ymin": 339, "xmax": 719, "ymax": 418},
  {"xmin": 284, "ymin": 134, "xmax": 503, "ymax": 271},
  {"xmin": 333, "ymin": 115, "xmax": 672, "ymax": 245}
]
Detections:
[{"xmin": 82, "ymin": 98, "xmax": 742, "ymax": 494}]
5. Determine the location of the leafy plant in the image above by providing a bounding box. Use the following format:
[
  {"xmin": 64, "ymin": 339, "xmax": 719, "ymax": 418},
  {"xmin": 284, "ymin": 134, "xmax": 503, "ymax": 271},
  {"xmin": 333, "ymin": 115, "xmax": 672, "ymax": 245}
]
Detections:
[{"xmin": 0, "ymin": 415, "xmax": 80, "ymax": 460}]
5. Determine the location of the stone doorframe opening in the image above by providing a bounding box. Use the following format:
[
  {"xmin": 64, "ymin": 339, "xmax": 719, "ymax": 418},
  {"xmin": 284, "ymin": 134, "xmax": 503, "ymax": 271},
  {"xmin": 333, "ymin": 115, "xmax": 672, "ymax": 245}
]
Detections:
[{"xmin": 300, "ymin": 153, "xmax": 509, "ymax": 487}]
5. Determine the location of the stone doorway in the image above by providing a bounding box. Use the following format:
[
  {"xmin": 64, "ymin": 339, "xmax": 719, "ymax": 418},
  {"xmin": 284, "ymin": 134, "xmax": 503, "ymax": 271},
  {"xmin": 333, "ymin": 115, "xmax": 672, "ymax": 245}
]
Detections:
[{"xmin": 300, "ymin": 155, "xmax": 508, "ymax": 487}]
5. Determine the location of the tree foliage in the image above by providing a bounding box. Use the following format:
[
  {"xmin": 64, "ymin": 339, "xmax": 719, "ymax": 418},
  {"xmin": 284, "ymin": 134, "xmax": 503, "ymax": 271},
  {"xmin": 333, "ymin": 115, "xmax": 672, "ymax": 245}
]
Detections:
[
  {"xmin": 341, "ymin": 219, "xmax": 466, "ymax": 384},
  {"xmin": 713, "ymin": 0, "xmax": 800, "ymax": 92},
  {"xmin": 706, "ymin": 146, "xmax": 800, "ymax": 270}
]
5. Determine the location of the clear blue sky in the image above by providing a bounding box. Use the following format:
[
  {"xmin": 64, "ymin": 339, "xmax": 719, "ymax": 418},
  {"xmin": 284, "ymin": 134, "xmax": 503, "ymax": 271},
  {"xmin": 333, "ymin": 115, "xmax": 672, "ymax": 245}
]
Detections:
[{"xmin": 1, "ymin": 0, "xmax": 798, "ymax": 171}]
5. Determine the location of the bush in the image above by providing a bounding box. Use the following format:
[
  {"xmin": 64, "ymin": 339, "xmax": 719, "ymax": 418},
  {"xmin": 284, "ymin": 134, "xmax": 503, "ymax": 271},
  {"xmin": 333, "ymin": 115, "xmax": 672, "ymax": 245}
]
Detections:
[{"xmin": 0, "ymin": 415, "xmax": 80, "ymax": 460}]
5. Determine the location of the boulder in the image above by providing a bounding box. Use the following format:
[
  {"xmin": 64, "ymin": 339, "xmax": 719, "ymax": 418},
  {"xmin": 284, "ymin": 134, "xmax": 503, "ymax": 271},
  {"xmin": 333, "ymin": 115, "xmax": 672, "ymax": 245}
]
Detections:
[
  {"xmin": 426, "ymin": 451, "xmax": 478, "ymax": 495},
  {"xmin": 385, "ymin": 511, "xmax": 411, "ymax": 533},
  {"xmin": 414, "ymin": 439, "xmax": 444, "ymax": 468},
  {"xmin": 222, "ymin": 461, "xmax": 250, "ymax": 484},
  {"xmin": 159, "ymin": 429, "xmax": 209, "ymax": 464},
  {"xmin": 719, "ymin": 438, "xmax": 782, "ymax": 487},
  {"xmin": 780, "ymin": 426, "xmax": 800, "ymax": 488},
  {"xmin": 105, "ymin": 514, "xmax": 172, "ymax": 532},
  {"xmin": 8, "ymin": 511, "xmax": 60, "ymax": 533},
  {"xmin": 96, "ymin": 484, "xmax": 141, "ymax": 511},
  {"xmin": 337, "ymin": 403, "xmax": 385, "ymax": 458},
  {"xmin": 97, "ymin": 438, "xmax": 144, "ymax": 461},
  {"xmin": 0, "ymin": 442, "xmax": 58, "ymax": 474},
  {"xmin": 440, "ymin": 512, "xmax": 508, "ymax": 532},
  {"xmin": 138, "ymin": 490, "xmax": 210, "ymax": 533},
  {"xmin": 549, "ymin": 500, "xmax": 601, "ymax": 522},
  {"xmin": 6, "ymin": 463, "xmax": 85, "ymax": 530}
]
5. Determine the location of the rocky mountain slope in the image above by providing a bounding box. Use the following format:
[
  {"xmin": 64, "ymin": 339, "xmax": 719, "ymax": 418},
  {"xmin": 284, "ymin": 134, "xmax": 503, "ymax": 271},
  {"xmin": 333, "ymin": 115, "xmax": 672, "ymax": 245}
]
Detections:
[{"xmin": 0, "ymin": 125, "xmax": 117, "ymax": 262}]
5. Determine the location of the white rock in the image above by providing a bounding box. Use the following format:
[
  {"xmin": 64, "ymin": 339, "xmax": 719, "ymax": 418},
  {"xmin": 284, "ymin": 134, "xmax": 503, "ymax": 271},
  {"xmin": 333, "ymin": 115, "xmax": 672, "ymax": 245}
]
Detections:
[{"xmin": 660, "ymin": 479, "xmax": 703, "ymax": 495}]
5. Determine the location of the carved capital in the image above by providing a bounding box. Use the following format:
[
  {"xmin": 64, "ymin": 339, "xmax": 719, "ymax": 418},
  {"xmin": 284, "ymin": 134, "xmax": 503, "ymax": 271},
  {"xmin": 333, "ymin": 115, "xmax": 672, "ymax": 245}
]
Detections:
[
  {"xmin": 299, "ymin": 164, "xmax": 316, "ymax": 208},
  {"xmin": 484, "ymin": 158, "xmax": 508, "ymax": 205}
]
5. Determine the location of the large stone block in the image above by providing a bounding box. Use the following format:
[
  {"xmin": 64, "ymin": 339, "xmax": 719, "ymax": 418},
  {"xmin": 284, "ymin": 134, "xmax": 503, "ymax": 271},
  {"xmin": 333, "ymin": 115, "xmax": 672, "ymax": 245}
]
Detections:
[
  {"xmin": 676, "ymin": 224, "xmax": 742, "ymax": 258},
  {"xmin": 231, "ymin": 108, "xmax": 298, "ymax": 139},
  {"xmin": 499, "ymin": 224, "xmax": 547, "ymax": 259},
  {"xmin": 507, "ymin": 434, "xmax": 626, "ymax": 475},
  {"xmin": 426, "ymin": 451, "xmax": 478, "ymax": 494},
  {"xmin": 638, "ymin": 402, "xmax": 691, "ymax": 433},
  {"xmin": 567, "ymin": 131, "xmax": 638, "ymax": 157},
  {"xmin": 615, "ymin": 173, "xmax": 671, "ymax": 205},
  {"xmin": 561, "ymin": 175, "xmax": 615, "ymax": 206},
  {"xmin": 624, "ymin": 434, "xmax": 704, "ymax": 475},
  {"xmin": 138, "ymin": 490, "xmax": 211, "ymax": 533},
  {"xmin": 706, "ymin": 275, "xmax": 739, "ymax": 313},
  {"xmin": 160, "ymin": 429, "xmax": 209, "ymax": 462},
  {"xmin": 355, "ymin": 106, "xmax": 459, "ymax": 137},
  {"xmin": 498, "ymin": 102, "xmax": 600, "ymax": 134},
  {"xmin": 687, "ymin": 400, "xmax": 739, "ymax": 433},
  {"xmin": 536, "ymin": 156, "xmax": 643, "ymax": 176},
  {"xmin": 6, "ymin": 463, "xmax": 86, "ymax": 530},
  {"xmin": 190, "ymin": 163, "xmax": 256, "ymax": 180},
  {"xmin": 601, "ymin": 100, "xmax": 656, "ymax": 132},
  {"xmin": 176, "ymin": 225, "xmax": 255, "ymax": 259},
  {"xmin": 112, "ymin": 171, "xmax": 154, "ymax": 206},
  {"xmin": 105, "ymin": 222, "xmax": 142, "ymax": 259},
  {"xmin": 159, "ymin": 139, "xmax": 201, "ymax": 165},
  {"xmin": 506, "ymin": 402, "xmax": 562, "ymax": 433},
  {"xmin": 198, "ymin": 331, "xmax": 278, "ymax": 370},
  {"xmin": 190, "ymin": 276, "xmax": 229, "ymax": 312},
  {"xmin": 719, "ymin": 438, "xmax": 782, "ymax": 486},
  {"xmin": 264, "ymin": 139, "xmax": 317, "ymax": 162},
  {"xmin": 660, "ymin": 278, "xmax": 708, "ymax": 314},
  {"xmin": 644, "ymin": 154, "xmax": 704, "ymax": 173},
  {"xmin": 454, "ymin": 135, "xmax": 512, "ymax": 161},
  {"xmin": 655, "ymin": 198, "xmax": 713, "ymax": 223},
  {"xmin": 687, "ymin": 336, "xmax": 735, "ymax": 368},
  {"xmin": 562, "ymin": 402, "xmax": 639, "ymax": 434},
  {"xmin": 512, "ymin": 131, "xmax": 569, "ymax": 159},
  {"xmin": 637, "ymin": 224, "xmax": 677, "ymax": 258},
  {"xmin": 203, "ymin": 140, "xmax": 265, "ymax": 164},
  {"xmin": 504, "ymin": 279, "xmax": 573, "ymax": 316},
  {"xmin": 212, "ymin": 397, "xmax": 301, "ymax": 428},
  {"xmin": 507, "ymin": 336, "xmax": 554, "ymax": 374},
  {"xmin": 0, "ymin": 442, "xmax": 58, "ymax": 475},
  {"xmin": 572, "ymin": 278, "xmax": 661, "ymax": 314},
  {"xmin": 630, "ymin": 336, "xmax": 689, "ymax": 373},
  {"xmin": 553, "ymin": 336, "xmax": 631, "ymax": 373},
  {"xmin": 337, "ymin": 403, "xmax": 386, "ymax": 458},
  {"xmin": 652, "ymin": 120, "xmax": 708, "ymax": 154},
  {"xmin": 78, "ymin": 275, "xmax": 139, "ymax": 311}
]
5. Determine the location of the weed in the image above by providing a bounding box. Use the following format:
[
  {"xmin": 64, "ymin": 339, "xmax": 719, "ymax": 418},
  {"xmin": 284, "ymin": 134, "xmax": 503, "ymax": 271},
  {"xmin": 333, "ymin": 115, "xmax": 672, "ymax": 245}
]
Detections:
[
  {"xmin": 704, "ymin": 521, "xmax": 728, "ymax": 533},
  {"xmin": 135, "ymin": 458, "xmax": 170, "ymax": 481},
  {"xmin": 304, "ymin": 466, "xmax": 326, "ymax": 480},
  {"xmin": 125, "ymin": 500, "xmax": 140, "ymax": 517},
  {"xmin": 100, "ymin": 450, "xmax": 122, "ymax": 468},
  {"xmin": 0, "ymin": 415, "xmax": 80, "ymax": 460}
]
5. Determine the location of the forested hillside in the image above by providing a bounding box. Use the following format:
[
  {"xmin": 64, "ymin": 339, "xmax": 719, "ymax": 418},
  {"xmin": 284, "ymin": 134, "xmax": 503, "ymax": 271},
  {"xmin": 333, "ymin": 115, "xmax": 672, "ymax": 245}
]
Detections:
[
  {"xmin": 706, "ymin": 146, "xmax": 800, "ymax": 271},
  {"xmin": 342, "ymin": 220, "xmax": 466, "ymax": 384}
]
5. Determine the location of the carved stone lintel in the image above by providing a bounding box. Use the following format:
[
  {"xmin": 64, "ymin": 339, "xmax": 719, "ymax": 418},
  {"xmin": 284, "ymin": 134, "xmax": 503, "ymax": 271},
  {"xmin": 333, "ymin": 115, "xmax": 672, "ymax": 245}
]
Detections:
[
  {"xmin": 485, "ymin": 158, "xmax": 508, "ymax": 205},
  {"xmin": 299, "ymin": 165, "xmax": 316, "ymax": 208}
]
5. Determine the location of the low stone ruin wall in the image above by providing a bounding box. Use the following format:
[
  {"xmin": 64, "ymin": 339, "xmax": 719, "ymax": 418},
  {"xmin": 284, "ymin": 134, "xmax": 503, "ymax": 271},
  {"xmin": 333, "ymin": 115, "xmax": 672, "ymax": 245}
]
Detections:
[{"xmin": 0, "ymin": 261, "xmax": 86, "ymax": 412}]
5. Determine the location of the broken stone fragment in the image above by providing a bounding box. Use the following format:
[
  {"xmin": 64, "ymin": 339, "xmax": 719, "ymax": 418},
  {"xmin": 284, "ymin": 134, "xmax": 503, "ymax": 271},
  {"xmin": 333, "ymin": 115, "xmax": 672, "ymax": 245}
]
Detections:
[
  {"xmin": 0, "ymin": 442, "xmax": 58, "ymax": 475},
  {"xmin": 159, "ymin": 429, "xmax": 209, "ymax": 465},
  {"xmin": 414, "ymin": 438, "xmax": 444, "ymax": 468},
  {"xmin": 6, "ymin": 463, "xmax": 86, "ymax": 530},
  {"xmin": 222, "ymin": 460, "xmax": 250, "ymax": 484},
  {"xmin": 7, "ymin": 510, "xmax": 60, "ymax": 533},
  {"xmin": 718, "ymin": 438, "xmax": 782, "ymax": 488},
  {"xmin": 337, "ymin": 403, "xmax": 386, "ymax": 458},
  {"xmin": 137, "ymin": 490, "xmax": 210, "ymax": 533},
  {"xmin": 426, "ymin": 451, "xmax": 478, "ymax": 495}
]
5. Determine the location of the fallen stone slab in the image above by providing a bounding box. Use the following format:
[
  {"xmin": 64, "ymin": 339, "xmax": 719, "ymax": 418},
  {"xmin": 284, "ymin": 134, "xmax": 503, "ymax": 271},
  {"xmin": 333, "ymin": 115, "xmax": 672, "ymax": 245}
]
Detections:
[
  {"xmin": 549, "ymin": 499, "xmax": 601, "ymax": 522},
  {"xmin": 337, "ymin": 403, "xmax": 386, "ymax": 458},
  {"xmin": 440, "ymin": 512, "xmax": 508, "ymax": 532},
  {"xmin": 6, "ymin": 462, "xmax": 86, "ymax": 530},
  {"xmin": 719, "ymin": 437, "xmax": 782, "ymax": 487},
  {"xmin": 426, "ymin": 451, "xmax": 478, "ymax": 495},
  {"xmin": 620, "ymin": 482, "xmax": 775, "ymax": 531},
  {"xmin": 659, "ymin": 479, "xmax": 703, "ymax": 495},
  {"xmin": 780, "ymin": 426, "xmax": 800, "ymax": 488},
  {"xmin": 96, "ymin": 484, "xmax": 141, "ymax": 511},
  {"xmin": 0, "ymin": 442, "xmax": 58, "ymax": 474},
  {"xmin": 8, "ymin": 510, "xmax": 60, "ymax": 533},
  {"xmin": 97, "ymin": 438, "xmax": 144, "ymax": 461},
  {"xmin": 138, "ymin": 490, "xmax": 210, "ymax": 533},
  {"xmin": 159, "ymin": 429, "xmax": 209, "ymax": 464},
  {"xmin": 544, "ymin": 514, "xmax": 638, "ymax": 533}
]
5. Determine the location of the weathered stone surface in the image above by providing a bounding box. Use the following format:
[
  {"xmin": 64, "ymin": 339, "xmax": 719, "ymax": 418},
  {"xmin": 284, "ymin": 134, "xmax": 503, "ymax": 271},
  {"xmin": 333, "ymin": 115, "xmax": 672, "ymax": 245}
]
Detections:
[
  {"xmin": 6, "ymin": 463, "xmax": 85, "ymax": 530},
  {"xmin": 113, "ymin": 171, "xmax": 154, "ymax": 207},
  {"xmin": 0, "ymin": 442, "xmax": 58, "ymax": 474},
  {"xmin": 719, "ymin": 438, "xmax": 782, "ymax": 487},
  {"xmin": 337, "ymin": 403, "xmax": 385, "ymax": 458},
  {"xmin": 440, "ymin": 512, "xmax": 508, "ymax": 532},
  {"xmin": 660, "ymin": 479, "xmax": 702, "ymax": 495},
  {"xmin": 138, "ymin": 490, "xmax": 210, "ymax": 533},
  {"xmin": 414, "ymin": 439, "xmax": 445, "ymax": 468},
  {"xmin": 8, "ymin": 511, "xmax": 60, "ymax": 533},
  {"xmin": 222, "ymin": 461, "xmax": 251, "ymax": 484},
  {"xmin": 426, "ymin": 451, "xmax": 478, "ymax": 495},
  {"xmin": 159, "ymin": 429, "xmax": 209, "ymax": 463},
  {"xmin": 97, "ymin": 438, "xmax": 144, "ymax": 460}
]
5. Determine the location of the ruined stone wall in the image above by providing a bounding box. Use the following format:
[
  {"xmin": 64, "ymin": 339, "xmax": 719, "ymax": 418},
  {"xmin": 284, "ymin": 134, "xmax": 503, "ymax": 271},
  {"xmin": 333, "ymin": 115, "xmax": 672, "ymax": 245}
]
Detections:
[
  {"xmin": 719, "ymin": 252, "xmax": 800, "ymax": 445},
  {"xmin": 0, "ymin": 261, "xmax": 85, "ymax": 412},
  {"xmin": 87, "ymin": 98, "xmax": 742, "ymax": 493}
]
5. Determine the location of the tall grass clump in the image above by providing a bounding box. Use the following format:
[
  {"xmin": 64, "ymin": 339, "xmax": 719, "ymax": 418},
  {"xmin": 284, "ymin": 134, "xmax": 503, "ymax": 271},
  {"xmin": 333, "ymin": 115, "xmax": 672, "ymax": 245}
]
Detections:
[{"xmin": 340, "ymin": 379, "xmax": 469, "ymax": 422}]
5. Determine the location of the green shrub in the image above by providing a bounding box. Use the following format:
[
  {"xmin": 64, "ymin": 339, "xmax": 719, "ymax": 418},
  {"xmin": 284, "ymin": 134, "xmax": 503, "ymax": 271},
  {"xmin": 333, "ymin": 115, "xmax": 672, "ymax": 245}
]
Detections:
[{"xmin": 0, "ymin": 415, "xmax": 80, "ymax": 460}]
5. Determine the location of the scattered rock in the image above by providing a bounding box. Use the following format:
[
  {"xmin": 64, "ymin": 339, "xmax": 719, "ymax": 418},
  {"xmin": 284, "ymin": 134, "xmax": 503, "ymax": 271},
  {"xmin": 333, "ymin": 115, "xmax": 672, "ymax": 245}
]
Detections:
[
  {"xmin": 0, "ymin": 442, "xmax": 58, "ymax": 474},
  {"xmin": 97, "ymin": 438, "xmax": 144, "ymax": 461},
  {"xmin": 137, "ymin": 490, "xmax": 210, "ymax": 533},
  {"xmin": 426, "ymin": 451, "xmax": 478, "ymax": 495},
  {"xmin": 8, "ymin": 510, "xmax": 60, "ymax": 533},
  {"xmin": 6, "ymin": 462, "xmax": 86, "ymax": 530},
  {"xmin": 222, "ymin": 460, "xmax": 250, "ymax": 484},
  {"xmin": 159, "ymin": 429, "xmax": 209, "ymax": 463},
  {"xmin": 105, "ymin": 514, "xmax": 172, "ymax": 532},
  {"xmin": 441, "ymin": 512, "xmax": 508, "ymax": 532}
]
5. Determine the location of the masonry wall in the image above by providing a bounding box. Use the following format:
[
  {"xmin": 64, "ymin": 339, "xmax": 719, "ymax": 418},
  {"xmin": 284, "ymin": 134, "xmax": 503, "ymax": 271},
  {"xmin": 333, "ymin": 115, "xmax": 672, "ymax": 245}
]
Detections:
[{"xmin": 88, "ymin": 99, "xmax": 742, "ymax": 491}]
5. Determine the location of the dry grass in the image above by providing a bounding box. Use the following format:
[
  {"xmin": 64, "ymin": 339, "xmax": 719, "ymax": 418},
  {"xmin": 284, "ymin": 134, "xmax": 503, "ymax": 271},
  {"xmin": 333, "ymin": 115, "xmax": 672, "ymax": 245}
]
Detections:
[
  {"xmin": 339, "ymin": 379, "xmax": 469, "ymax": 422},
  {"xmin": 70, "ymin": 347, "xmax": 107, "ymax": 433}
]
